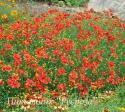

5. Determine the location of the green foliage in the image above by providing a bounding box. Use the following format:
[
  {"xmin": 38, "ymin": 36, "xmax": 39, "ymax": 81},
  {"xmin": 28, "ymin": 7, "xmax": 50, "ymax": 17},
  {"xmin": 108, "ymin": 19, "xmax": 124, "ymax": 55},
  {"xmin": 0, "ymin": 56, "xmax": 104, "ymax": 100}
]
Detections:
[{"xmin": 65, "ymin": 0, "xmax": 87, "ymax": 7}]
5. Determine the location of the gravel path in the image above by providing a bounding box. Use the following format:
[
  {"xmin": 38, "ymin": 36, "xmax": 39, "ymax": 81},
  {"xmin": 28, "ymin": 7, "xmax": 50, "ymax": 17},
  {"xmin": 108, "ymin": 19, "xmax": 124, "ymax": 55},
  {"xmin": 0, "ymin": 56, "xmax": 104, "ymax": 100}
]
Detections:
[{"xmin": 17, "ymin": 1, "xmax": 85, "ymax": 16}]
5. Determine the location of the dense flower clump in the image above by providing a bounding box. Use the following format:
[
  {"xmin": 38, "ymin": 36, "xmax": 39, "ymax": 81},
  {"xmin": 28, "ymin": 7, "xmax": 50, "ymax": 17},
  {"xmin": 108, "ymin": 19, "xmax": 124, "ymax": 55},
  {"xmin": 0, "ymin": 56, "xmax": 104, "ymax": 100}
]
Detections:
[{"xmin": 0, "ymin": 9, "xmax": 125, "ymax": 99}]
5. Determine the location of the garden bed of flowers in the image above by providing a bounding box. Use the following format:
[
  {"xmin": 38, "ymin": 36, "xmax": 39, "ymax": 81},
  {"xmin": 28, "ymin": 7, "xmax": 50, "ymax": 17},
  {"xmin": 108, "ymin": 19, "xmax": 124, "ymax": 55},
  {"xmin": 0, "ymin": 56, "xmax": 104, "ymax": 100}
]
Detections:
[{"xmin": 0, "ymin": 0, "xmax": 125, "ymax": 112}]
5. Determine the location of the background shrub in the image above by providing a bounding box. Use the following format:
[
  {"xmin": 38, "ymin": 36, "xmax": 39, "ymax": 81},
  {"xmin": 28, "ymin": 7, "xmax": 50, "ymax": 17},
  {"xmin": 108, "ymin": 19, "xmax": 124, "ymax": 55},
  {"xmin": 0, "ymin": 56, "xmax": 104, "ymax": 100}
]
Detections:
[{"xmin": 32, "ymin": 0, "xmax": 89, "ymax": 7}]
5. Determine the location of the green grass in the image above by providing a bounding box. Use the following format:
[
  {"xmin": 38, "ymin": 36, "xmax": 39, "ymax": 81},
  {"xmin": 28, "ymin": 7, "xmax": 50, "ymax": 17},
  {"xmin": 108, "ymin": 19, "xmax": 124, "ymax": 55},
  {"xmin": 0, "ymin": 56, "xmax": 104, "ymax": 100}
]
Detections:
[
  {"xmin": 1, "ymin": 84, "xmax": 124, "ymax": 112},
  {"xmin": 69, "ymin": 84, "xmax": 125, "ymax": 112}
]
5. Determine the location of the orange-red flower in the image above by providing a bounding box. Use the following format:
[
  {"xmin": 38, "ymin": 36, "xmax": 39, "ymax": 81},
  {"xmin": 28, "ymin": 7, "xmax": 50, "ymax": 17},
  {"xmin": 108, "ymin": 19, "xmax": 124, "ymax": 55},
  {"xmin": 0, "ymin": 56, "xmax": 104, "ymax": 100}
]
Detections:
[
  {"xmin": 13, "ymin": 53, "xmax": 22, "ymax": 66},
  {"xmin": 60, "ymin": 56, "xmax": 69, "ymax": 65},
  {"xmin": 36, "ymin": 47, "xmax": 49, "ymax": 59},
  {"xmin": 0, "ymin": 79, "xmax": 4, "ymax": 86},
  {"xmin": 108, "ymin": 61, "xmax": 115, "ymax": 69},
  {"xmin": 25, "ymin": 79, "xmax": 34, "ymax": 89},
  {"xmin": 1, "ymin": 65, "xmax": 12, "ymax": 72},
  {"xmin": 57, "ymin": 83, "xmax": 67, "ymax": 91},
  {"xmin": 57, "ymin": 67, "xmax": 66, "ymax": 76},
  {"xmin": 69, "ymin": 71, "xmax": 78, "ymax": 80},
  {"xmin": 4, "ymin": 43, "xmax": 13, "ymax": 51},
  {"xmin": 6, "ymin": 34, "xmax": 14, "ymax": 41},
  {"xmin": 7, "ymin": 75, "xmax": 20, "ymax": 88}
]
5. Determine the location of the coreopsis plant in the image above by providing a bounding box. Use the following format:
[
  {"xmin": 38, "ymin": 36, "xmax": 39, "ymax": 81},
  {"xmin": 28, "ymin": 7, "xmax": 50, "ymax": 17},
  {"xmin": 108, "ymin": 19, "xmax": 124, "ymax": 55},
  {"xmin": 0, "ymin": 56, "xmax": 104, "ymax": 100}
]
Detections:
[
  {"xmin": 0, "ymin": 0, "xmax": 19, "ymax": 24},
  {"xmin": 0, "ymin": 9, "xmax": 125, "ymax": 109}
]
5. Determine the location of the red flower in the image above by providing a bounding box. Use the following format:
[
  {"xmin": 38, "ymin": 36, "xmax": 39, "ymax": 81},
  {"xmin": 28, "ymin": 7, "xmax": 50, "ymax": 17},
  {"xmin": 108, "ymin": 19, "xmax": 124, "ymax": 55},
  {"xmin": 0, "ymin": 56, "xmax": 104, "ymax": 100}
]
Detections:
[
  {"xmin": 89, "ymin": 54, "xmax": 94, "ymax": 60},
  {"xmin": 8, "ymin": 80, "xmax": 20, "ymax": 88},
  {"xmin": 4, "ymin": 43, "xmax": 13, "ymax": 51},
  {"xmin": 121, "ymin": 40, "xmax": 125, "ymax": 44},
  {"xmin": 22, "ymin": 40, "xmax": 32, "ymax": 46},
  {"xmin": 41, "ymin": 86, "xmax": 47, "ymax": 94},
  {"xmin": 82, "ymin": 57, "xmax": 91, "ymax": 70},
  {"xmin": 108, "ymin": 35, "xmax": 116, "ymax": 41},
  {"xmin": 52, "ymin": 91, "xmax": 59, "ymax": 97},
  {"xmin": 81, "ymin": 45, "xmax": 87, "ymax": 50},
  {"xmin": 69, "ymin": 71, "xmax": 78, "ymax": 80},
  {"xmin": 83, "ymin": 86, "xmax": 88, "ymax": 93},
  {"xmin": 109, "ymin": 70, "xmax": 115, "ymax": 76},
  {"xmin": 52, "ymin": 58, "xmax": 57, "ymax": 63},
  {"xmin": 1, "ymin": 65, "xmax": 12, "ymax": 72},
  {"xmin": 110, "ymin": 47, "xmax": 115, "ymax": 53},
  {"xmin": 48, "ymin": 9, "xmax": 58, "ymax": 14},
  {"xmin": 69, "ymin": 80, "xmax": 76, "ymax": 86},
  {"xmin": 7, "ymin": 75, "xmax": 20, "ymax": 88},
  {"xmin": 6, "ymin": 34, "xmax": 14, "ymax": 41},
  {"xmin": 36, "ymin": 47, "xmax": 49, "ymax": 59},
  {"xmin": 13, "ymin": 53, "xmax": 22, "ymax": 66},
  {"xmin": 51, "ymin": 30, "xmax": 59, "ymax": 36},
  {"xmin": 33, "ymin": 17, "xmax": 44, "ymax": 23},
  {"xmin": 38, "ymin": 72, "xmax": 51, "ymax": 85},
  {"xmin": 57, "ymin": 67, "xmax": 66, "ymax": 76},
  {"xmin": 57, "ymin": 83, "xmax": 67, "ymax": 91},
  {"xmin": 0, "ymin": 33, "xmax": 4, "ymax": 40},
  {"xmin": 41, "ymin": 76, "xmax": 51, "ymax": 85},
  {"xmin": 69, "ymin": 60, "xmax": 74, "ymax": 66},
  {"xmin": 91, "ymin": 79, "xmax": 105, "ymax": 90},
  {"xmin": 108, "ymin": 61, "xmax": 115, "ymax": 68},
  {"xmin": 92, "ymin": 61, "xmax": 100, "ymax": 68},
  {"xmin": 55, "ymin": 22, "xmax": 65, "ymax": 31},
  {"xmin": 80, "ymin": 73, "xmax": 92, "ymax": 83},
  {"xmin": 60, "ymin": 56, "xmax": 69, "ymax": 65},
  {"xmin": 53, "ymin": 49, "xmax": 62, "ymax": 56},
  {"xmin": 30, "ymin": 63, "xmax": 38, "ymax": 69},
  {"xmin": 122, "ymin": 62, "xmax": 125, "ymax": 67},
  {"xmin": 25, "ymin": 79, "xmax": 34, "ymax": 89},
  {"xmin": 89, "ymin": 40, "xmax": 98, "ymax": 47},
  {"xmin": 76, "ymin": 49, "xmax": 81, "ymax": 55},
  {"xmin": 36, "ymin": 66, "xmax": 45, "ymax": 75},
  {"xmin": 77, "ymin": 84, "xmax": 83, "ymax": 91},
  {"xmin": 64, "ymin": 40, "xmax": 74, "ymax": 51},
  {"xmin": 23, "ymin": 53, "xmax": 34, "ymax": 63},
  {"xmin": 79, "ymin": 86, "xmax": 88, "ymax": 96},
  {"xmin": 34, "ymin": 80, "xmax": 42, "ymax": 90},
  {"xmin": 17, "ymin": 69, "xmax": 25, "ymax": 75},
  {"xmin": 98, "ymin": 55, "xmax": 103, "ymax": 62},
  {"xmin": 0, "ymin": 79, "xmax": 4, "ymax": 86},
  {"xmin": 11, "ymin": 22, "xmax": 21, "ymax": 30}
]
